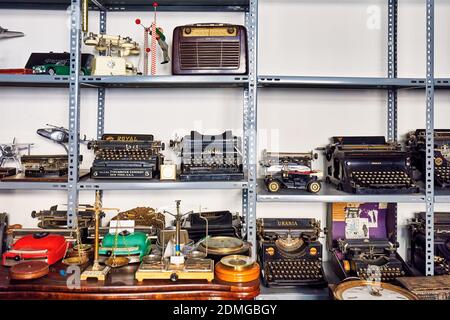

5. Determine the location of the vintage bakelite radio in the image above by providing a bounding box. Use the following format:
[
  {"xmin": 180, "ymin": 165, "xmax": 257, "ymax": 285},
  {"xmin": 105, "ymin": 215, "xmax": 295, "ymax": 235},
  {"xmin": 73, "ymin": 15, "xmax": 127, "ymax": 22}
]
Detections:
[
  {"xmin": 172, "ymin": 23, "xmax": 247, "ymax": 75},
  {"xmin": 88, "ymin": 134, "xmax": 164, "ymax": 179},
  {"xmin": 328, "ymin": 202, "xmax": 411, "ymax": 283},
  {"xmin": 410, "ymin": 212, "xmax": 450, "ymax": 275},
  {"xmin": 407, "ymin": 129, "xmax": 450, "ymax": 188},
  {"xmin": 172, "ymin": 130, "xmax": 244, "ymax": 181},
  {"xmin": 2, "ymin": 233, "xmax": 68, "ymax": 267},
  {"xmin": 257, "ymin": 218, "xmax": 326, "ymax": 287},
  {"xmin": 325, "ymin": 136, "xmax": 418, "ymax": 194},
  {"xmin": 181, "ymin": 210, "xmax": 242, "ymax": 242}
]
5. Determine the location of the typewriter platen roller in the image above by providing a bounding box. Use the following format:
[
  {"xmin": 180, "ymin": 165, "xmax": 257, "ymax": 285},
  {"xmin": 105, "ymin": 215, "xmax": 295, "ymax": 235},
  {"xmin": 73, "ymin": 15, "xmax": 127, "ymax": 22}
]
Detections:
[
  {"xmin": 258, "ymin": 218, "xmax": 326, "ymax": 287},
  {"xmin": 325, "ymin": 136, "xmax": 418, "ymax": 194}
]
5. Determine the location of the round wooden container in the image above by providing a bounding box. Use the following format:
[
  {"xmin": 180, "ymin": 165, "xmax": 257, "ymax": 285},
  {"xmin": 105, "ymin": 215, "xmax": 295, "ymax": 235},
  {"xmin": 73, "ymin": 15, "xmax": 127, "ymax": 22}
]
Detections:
[
  {"xmin": 10, "ymin": 261, "xmax": 49, "ymax": 280},
  {"xmin": 215, "ymin": 255, "xmax": 260, "ymax": 283}
]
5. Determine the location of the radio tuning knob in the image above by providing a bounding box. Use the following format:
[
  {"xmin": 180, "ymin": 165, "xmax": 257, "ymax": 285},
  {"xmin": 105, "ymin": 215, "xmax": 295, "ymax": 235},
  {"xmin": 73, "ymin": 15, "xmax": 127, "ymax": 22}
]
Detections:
[{"xmin": 184, "ymin": 27, "xmax": 191, "ymax": 35}]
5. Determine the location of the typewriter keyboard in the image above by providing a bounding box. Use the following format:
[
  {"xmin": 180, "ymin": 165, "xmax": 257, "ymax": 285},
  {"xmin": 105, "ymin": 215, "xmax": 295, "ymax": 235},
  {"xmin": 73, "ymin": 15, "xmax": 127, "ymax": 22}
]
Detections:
[
  {"xmin": 265, "ymin": 260, "xmax": 325, "ymax": 285},
  {"xmin": 97, "ymin": 149, "xmax": 152, "ymax": 161},
  {"xmin": 435, "ymin": 166, "xmax": 450, "ymax": 183},
  {"xmin": 351, "ymin": 171, "xmax": 413, "ymax": 188},
  {"xmin": 357, "ymin": 266, "xmax": 405, "ymax": 282}
]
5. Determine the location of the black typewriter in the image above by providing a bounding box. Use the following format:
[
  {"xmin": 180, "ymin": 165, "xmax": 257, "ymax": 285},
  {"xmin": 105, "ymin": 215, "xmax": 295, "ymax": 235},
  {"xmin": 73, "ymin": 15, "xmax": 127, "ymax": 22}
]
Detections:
[
  {"xmin": 171, "ymin": 131, "xmax": 244, "ymax": 181},
  {"xmin": 336, "ymin": 239, "xmax": 408, "ymax": 282},
  {"xmin": 410, "ymin": 212, "xmax": 450, "ymax": 275},
  {"xmin": 257, "ymin": 218, "xmax": 326, "ymax": 287},
  {"xmin": 407, "ymin": 129, "xmax": 450, "ymax": 188},
  {"xmin": 181, "ymin": 210, "xmax": 242, "ymax": 242},
  {"xmin": 325, "ymin": 136, "xmax": 418, "ymax": 194},
  {"xmin": 31, "ymin": 204, "xmax": 97, "ymax": 229},
  {"xmin": 88, "ymin": 134, "xmax": 163, "ymax": 179},
  {"xmin": 22, "ymin": 155, "xmax": 69, "ymax": 177}
]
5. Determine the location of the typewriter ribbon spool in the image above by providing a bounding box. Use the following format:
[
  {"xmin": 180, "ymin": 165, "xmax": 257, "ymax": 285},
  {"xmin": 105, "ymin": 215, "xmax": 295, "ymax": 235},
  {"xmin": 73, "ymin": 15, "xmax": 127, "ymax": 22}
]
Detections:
[{"xmin": 215, "ymin": 255, "xmax": 260, "ymax": 283}]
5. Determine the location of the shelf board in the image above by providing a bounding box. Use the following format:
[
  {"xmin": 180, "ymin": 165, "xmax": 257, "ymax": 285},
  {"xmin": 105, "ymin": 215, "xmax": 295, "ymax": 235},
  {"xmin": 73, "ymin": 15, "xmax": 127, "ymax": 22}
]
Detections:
[
  {"xmin": 434, "ymin": 188, "xmax": 450, "ymax": 203},
  {"xmin": 435, "ymin": 78, "xmax": 450, "ymax": 88},
  {"xmin": 0, "ymin": 181, "xmax": 68, "ymax": 190},
  {"xmin": 0, "ymin": 0, "xmax": 248, "ymax": 11},
  {"xmin": 0, "ymin": 75, "xmax": 248, "ymax": 88},
  {"xmin": 0, "ymin": 74, "xmax": 69, "ymax": 87},
  {"xmin": 258, "ymin": 76, "xmax": 426, "ymax": 90},
  {"xmin": 80, "ymin": 75, "xmax": 249, "ymax": 88},
  {"xmin": 78, "ymin": 178, "xmax": 248, "ymax": 191},
  {"xmin": 257, "ymin": 181, "xmax": 425, "ymax": 203}
]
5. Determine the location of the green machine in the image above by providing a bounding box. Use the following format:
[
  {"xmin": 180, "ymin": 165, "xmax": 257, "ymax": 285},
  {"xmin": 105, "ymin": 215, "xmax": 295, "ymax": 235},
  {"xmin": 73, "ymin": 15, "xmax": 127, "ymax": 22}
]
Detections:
[{"xmin": 99, "ymin": 232, "xmax": 150, "ymax": 264}]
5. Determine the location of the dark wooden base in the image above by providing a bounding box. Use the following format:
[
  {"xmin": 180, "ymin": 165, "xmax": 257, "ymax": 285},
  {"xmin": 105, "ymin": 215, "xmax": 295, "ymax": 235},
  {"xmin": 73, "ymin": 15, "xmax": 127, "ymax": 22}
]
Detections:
[
  {"xmin": 0, "ymin": 263, "xmax": 260, "ymax": 300},
  {"xmin": 1, "ymin": 170, "xmax": 89, "ymax": 182}
]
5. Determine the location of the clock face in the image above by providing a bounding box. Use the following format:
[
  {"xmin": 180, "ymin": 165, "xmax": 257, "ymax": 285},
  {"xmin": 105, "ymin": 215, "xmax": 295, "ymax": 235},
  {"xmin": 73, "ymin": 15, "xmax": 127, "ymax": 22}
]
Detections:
[
  {"xmin": 162, "ymin": 166, "xmax": 175, "ymax": 178},
  {"xmin": 335, "ymin": 282, "xmax": 416, "ymax": 300}
]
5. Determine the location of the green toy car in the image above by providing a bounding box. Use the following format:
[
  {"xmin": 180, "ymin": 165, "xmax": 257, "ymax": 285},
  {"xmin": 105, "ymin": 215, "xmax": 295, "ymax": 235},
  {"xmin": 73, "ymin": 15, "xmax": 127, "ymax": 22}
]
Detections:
[{"xmin": 32, "ymin": 61, "xmax": 91, "ymax": 76}]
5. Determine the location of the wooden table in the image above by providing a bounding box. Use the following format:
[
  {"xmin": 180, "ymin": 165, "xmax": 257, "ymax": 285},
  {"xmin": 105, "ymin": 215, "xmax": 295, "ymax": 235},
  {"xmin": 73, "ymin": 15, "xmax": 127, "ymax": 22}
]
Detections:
[{"xmin": 0, "ymin": 263, "xmax": 260, "ymax": 300}]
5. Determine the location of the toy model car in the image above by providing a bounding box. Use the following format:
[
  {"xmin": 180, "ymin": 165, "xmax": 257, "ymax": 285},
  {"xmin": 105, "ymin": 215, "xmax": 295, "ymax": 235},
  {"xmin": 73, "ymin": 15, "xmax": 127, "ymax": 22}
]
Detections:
[
  {"xmin": 33, "ymin": 62, "xmax": 91, "ymax": 76},
  {"xmin": 261, "ymin": 150, "xmax": 322, "ymax": 193}
]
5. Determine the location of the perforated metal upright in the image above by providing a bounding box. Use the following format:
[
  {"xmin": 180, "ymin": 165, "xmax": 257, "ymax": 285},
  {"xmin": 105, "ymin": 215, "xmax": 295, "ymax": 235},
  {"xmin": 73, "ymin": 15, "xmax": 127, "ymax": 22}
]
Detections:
[
  {"xmin": 387, "ymin": 0, "xmax": 398, "ymax": 142},
  {"xmin": 67, "ymin": 0, "xmax": 82, "ymax": 228},
  {"xmin": 244, "ymin": 0, "xmax": 258, "ymax": 260},
  {"xmin": 425, "ymin": 0, "xmax": 435, "ymax": 276}
]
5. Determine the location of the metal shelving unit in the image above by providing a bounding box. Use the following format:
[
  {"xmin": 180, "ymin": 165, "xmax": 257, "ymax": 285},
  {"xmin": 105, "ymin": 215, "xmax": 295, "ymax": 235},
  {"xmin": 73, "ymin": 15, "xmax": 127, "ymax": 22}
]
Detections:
[
  {"xmin": 255, "ymin": 0, "xmax": 437, "ymax": 278},
  {"xmin": 0, "ymin": 0, "xmax": 440, "ymax": 291}
]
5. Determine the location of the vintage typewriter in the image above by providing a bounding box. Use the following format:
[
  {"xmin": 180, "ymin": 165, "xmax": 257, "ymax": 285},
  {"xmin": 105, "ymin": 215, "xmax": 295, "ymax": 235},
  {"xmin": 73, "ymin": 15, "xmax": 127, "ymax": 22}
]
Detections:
[
  {"xmin": 171, "ymin": 131, "xmax": 244, "ymax": 181},
  {"xmin": 257, "ymin": 218, "xmax": 326, "ymax": 287},
  {"xmin": 172, "ymin": 23, "xmax": 247, "ymax": 75},
  {"xmin": 329, "ymin": 203, "xmax": 411, "ymax": 283},
  {"xmin": 181, "ymin": 210, "xmax": 242, "ymax": 242},
  {"xmin": 325, "ymin": 136, "xmax": 418, "ymax": 194},
  {"xmin": 22, "ymin": 155, "xmax": 68, "ymax": 177},
  {"xmin": 407, "ymin": 129, "xmax": 450, "ymax": 188},
  {"xmin": 410, "ymin": 212, "xmax": 450, "ymax": 275},
  {"xmin": 88, "ymin": 134, "xmax": 163, "ymax": 179},
  {"xmin": 31, "ymin": 204, "xmax": 96, "ymax": 229}
]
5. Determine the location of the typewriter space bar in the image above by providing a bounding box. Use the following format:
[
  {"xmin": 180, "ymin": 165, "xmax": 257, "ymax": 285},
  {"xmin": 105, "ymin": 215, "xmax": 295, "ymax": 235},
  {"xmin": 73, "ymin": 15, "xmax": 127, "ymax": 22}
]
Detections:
[{"xmin": 368, "ymin": 184, "xmax": 409, "ymax": 188}]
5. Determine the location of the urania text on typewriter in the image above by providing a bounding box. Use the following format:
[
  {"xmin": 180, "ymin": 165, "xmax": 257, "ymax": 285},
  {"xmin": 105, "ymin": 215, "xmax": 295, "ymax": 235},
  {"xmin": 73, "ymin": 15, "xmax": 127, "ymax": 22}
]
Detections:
[
  {"xmin": 171, "ymin": 130, "xmax": 244, "ymax": 181},
  {"xmin": 88, "ymin": 134, "xmax": 164, "ymax": 179},
  {"xmin": 257, "ymin": 218, "xmax": 326, "ymax": 287},
  {"xmin": 325, "ymin": 136, "xmax": 418, "ymax": 194}
]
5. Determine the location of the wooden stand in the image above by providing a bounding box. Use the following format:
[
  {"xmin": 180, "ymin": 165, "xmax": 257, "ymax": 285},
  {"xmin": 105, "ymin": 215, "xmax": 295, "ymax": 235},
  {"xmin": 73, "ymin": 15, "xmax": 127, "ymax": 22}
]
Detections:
[
  {"xmin": 135, "ymin": 260, "xmax": 214, "ymax": 282},
  {"xmin": 80, "ymin": 264, "xmax": 111, "ymax": 281}
]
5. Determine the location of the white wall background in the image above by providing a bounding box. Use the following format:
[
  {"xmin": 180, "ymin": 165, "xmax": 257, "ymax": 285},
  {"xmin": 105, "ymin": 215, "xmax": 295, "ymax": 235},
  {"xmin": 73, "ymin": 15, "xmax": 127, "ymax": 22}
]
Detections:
[{"xmin": 1, "ymin": 0, "xmax": 450, "ymax": 261}]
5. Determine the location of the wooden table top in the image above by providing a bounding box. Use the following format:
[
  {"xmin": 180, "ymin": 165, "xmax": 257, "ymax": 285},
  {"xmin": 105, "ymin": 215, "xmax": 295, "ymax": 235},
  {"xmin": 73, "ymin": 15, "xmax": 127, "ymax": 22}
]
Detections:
[{"xmin": 0, "ymin": 263, "xmax": 260, "ymax": 300}]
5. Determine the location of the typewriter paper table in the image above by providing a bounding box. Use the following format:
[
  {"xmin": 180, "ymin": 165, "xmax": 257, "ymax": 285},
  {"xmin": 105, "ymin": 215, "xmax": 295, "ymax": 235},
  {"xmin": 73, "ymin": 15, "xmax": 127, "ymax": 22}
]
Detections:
[{"xmin": 0, "ymin": 263, "xmax": 260, "ymax": 300}]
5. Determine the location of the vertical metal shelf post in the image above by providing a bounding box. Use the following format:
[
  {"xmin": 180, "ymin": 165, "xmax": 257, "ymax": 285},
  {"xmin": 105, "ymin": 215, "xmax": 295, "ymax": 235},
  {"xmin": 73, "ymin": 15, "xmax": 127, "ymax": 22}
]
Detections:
[
  {"xmin": 425, "ymin": 0, "xmax": 435, "ymax": 276},
  {"xmin": 67, "ymin": 0, "xmax": 82, "ymax": 228},
  {"xmin": 244, "ymin": 0, "xmax": 258, "ymax": 259},
  {"xmin": 387, "ymin": 0, "xmax": 398, "ymax": 142}
]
